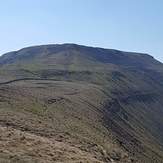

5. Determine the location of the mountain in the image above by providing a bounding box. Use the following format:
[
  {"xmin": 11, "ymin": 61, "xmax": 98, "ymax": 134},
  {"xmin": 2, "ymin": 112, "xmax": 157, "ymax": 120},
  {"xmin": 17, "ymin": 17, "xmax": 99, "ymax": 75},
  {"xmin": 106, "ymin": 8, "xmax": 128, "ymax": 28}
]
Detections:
[{"xmin": 0, "ymin": 43, "xmax": 163, "ymax": 163}]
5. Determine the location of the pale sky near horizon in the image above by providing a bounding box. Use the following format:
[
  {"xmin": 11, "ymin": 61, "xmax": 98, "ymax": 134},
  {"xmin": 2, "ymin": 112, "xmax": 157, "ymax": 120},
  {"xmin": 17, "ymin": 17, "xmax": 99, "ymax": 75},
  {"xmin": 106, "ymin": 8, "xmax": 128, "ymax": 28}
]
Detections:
[{"xmin": 0, "ymin": 0, "xmax": 163, "ymax": 62}]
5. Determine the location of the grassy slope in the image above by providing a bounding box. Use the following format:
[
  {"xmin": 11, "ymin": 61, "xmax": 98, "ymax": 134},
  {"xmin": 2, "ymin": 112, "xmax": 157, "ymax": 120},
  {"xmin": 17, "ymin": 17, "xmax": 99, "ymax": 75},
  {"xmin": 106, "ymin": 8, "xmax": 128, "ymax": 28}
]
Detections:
[
  {"xmin": 0, "ymin": 80, "xmax": 131, "ymax": 163},
  {"xmin": 0, "ymin": 44, "xmax": 163, "ymax": 162}
]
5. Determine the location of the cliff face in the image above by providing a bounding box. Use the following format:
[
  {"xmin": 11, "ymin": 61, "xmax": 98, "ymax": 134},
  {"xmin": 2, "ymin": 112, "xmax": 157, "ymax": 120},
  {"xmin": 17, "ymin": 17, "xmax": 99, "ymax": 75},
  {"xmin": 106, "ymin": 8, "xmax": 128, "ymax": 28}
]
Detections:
[{"xmin": 0, "ymin": 44, "xmax": 163, "ymax": 162}]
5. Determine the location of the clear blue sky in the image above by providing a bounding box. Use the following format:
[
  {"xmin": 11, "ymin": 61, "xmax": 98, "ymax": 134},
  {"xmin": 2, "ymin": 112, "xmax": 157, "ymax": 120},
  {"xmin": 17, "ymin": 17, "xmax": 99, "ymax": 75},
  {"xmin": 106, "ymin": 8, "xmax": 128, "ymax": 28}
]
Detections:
[{"xmin": 0, "ymin": 0, "xmax": 163, "ymax": 62}]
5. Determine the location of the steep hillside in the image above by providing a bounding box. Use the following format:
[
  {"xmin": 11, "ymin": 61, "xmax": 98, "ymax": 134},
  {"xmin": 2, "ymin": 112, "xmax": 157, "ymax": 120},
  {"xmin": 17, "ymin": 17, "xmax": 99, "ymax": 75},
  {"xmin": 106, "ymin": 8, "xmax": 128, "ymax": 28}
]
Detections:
[{"xmin": 0, "ymin": 44, "xmax": 163, "ymax": 163}]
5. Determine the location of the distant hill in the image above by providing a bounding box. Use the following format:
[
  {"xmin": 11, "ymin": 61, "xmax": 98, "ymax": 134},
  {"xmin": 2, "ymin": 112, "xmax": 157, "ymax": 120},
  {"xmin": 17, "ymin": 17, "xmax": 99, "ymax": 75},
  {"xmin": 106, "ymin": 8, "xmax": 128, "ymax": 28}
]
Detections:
[{"xmin": 0, "ymin": 44, "xmax": 163, "ymax": 163}]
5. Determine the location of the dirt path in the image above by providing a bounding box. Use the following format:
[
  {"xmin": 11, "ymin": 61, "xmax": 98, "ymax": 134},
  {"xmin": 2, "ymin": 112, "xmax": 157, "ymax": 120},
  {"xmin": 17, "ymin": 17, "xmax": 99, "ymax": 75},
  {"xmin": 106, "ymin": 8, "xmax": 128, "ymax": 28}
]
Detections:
[
  {"xmin": 0, "ymin": 125, "xmax": 105, "ymax": 163},
  {"xmin": 0, "ymin": 78, "xmax": 61, "ymax": 85}
]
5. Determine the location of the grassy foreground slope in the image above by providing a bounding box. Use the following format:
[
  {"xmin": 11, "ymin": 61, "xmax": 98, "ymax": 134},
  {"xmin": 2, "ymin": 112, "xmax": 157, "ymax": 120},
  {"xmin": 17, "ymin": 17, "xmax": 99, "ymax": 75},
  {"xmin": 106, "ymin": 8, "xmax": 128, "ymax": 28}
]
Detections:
[{"xmin": 0, "ymin": 44, "xmax": 163, "ymax": 162}]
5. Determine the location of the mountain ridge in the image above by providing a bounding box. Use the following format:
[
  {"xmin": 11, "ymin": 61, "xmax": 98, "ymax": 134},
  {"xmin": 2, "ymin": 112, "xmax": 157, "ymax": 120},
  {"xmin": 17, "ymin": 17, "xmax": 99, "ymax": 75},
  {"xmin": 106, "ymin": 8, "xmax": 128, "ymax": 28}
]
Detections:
[{"xmin": 0, "ymin": 43, "xmax": 155, "ymax": 61}]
